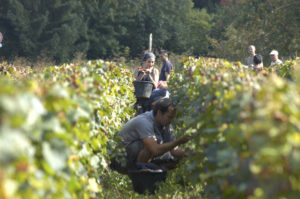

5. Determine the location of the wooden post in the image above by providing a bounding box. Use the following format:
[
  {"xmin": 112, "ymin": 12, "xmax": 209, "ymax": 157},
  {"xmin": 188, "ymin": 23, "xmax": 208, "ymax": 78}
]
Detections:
[{"xmin": 149, "ymin": 33, "xmax": 152, "ymax": 52}]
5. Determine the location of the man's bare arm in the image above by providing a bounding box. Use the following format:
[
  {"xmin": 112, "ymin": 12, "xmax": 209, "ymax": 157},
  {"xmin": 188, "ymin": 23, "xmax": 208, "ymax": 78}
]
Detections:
[
  {"xmin": 142, "ymin": 135, "xmax": 190, "ymax": 157},
  {"xmin": 165, "ymin": 72, "xmax": 170, "ymax": 81}
]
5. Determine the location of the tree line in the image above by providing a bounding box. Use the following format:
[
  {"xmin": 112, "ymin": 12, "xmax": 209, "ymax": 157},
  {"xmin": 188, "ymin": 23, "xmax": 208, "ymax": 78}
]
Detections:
[{"xmin": 0, "ymin": 0, "xmax": 299, "ymax": 64}]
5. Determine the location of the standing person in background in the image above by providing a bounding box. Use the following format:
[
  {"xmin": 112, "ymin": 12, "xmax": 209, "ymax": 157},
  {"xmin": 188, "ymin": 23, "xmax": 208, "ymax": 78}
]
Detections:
[
  {"xmin": 159, "ymin": 50, "xmax": 173, "ymax": 81},
  {"xmin": 252, "ymin": 54, "xmax": 263, "ymax": 71},
  {"xmin": 269, "ymin": 50, "xmax": 283, "ymax": 67},
  {"xmin": 246, "ymin": 45, "xmax": 256, "ymax": 67},
  {"xmin": 134, "ymin": 52, "xmax": 159, "ymax": 88}
]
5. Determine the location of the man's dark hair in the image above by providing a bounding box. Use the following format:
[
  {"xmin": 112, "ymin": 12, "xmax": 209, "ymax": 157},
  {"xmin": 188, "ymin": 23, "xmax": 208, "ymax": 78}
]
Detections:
[
  {"xmin": 149, "ymin": 89, "xmax": 168, "ymax": 106},
  {"xmin": 153, "ymin": 98, "xmax": 175, "ymax": 116},
  {"xmin": 253, "ymin": 54, "xmax": 263, "ymax": 65}
]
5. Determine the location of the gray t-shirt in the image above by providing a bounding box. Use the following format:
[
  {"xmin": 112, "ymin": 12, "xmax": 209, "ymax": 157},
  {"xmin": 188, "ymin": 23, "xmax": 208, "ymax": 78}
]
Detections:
[
  {"xmin": 120, "ymin": 111, "xmax": 175, "ymax": 146},
  {"xmin": 246, "ymin": 56, "xmax": 254, "ymax": 66}
]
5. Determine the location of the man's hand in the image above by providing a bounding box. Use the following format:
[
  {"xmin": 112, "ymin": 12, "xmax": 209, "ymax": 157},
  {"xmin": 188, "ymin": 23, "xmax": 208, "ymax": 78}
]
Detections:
[{"xmin": 142, "ymin": 135, "xmax": 190, "ymax": 157}]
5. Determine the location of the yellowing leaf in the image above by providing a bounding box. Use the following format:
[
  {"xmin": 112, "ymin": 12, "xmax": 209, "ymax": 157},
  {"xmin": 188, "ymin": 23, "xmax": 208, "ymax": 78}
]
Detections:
[
  {"xmin": 181, "ymin": 57, "xmax": 189, "ymax": 63},
  {"xmin": 218, "ymin": 123, "xmax": 228, "ymax": 132},
  {"xmin": 223, "ymin": 61, "xmax": 232, "ymax": 68},
  {"xmin": 288, "ymin": 133, "xmax": 300, "ymax": 147},
  {"xmin": 254, "ymin": 188, "xmax": 264, "ymax": 198},
  {"xmin": 250, "ymin": 163, "xmax": 262, "ymax": 174},
  {"xmin": 88, "ymin": 178, "xmax": 101, "ymax": 193},
  {"xmin": 3, "ymin": 179, "xmax": 18, "ymax": 198},
  {"xmin": 29, "ymin": 177, "xmax": 44, "ymax": 189}
]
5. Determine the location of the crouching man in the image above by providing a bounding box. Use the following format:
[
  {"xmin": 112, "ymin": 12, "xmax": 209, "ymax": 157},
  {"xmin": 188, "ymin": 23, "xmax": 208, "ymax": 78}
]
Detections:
[{"xmin": 120, "ymin": 98, "xmax": 190, "ymax": 170}]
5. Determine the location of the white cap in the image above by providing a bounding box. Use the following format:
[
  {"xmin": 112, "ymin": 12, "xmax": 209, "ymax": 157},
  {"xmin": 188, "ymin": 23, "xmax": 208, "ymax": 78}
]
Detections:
[{"xmin": 270, "ymin": 50, "xmax": 278, "ymax": 55}]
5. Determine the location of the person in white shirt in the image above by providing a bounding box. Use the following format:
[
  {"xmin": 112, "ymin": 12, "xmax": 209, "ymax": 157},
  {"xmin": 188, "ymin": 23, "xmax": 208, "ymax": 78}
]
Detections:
[
  {"xmin": 269, "ymin": 50, "xmax": 283, "ymax": 67},
  {"xmin": 246, "ymin": 45, "xmax": 256, "ymax": 67}
]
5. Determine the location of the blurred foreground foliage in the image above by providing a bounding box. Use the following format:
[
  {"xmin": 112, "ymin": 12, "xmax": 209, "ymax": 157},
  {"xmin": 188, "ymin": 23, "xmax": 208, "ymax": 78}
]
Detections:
[
  {"xmin": 0, "ymin": 60, "xmax": 135, "ymax": 198},
  {"xmin": 169, "ymin": 57, "xmax": 300, "ymax": 198},
  {"xmin": 0, "ymin": 56, "xmax": 299, "ymax": 198}
]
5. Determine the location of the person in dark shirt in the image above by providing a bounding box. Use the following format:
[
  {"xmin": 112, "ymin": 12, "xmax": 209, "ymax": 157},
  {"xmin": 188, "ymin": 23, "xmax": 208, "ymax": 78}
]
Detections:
[
  {"xmin": 159, "ymin": 50, "xmax": 173, "ymax": 81},
  {"xmin": 252, "ymin": 54, "xmax": 263, "ymax": 71}
]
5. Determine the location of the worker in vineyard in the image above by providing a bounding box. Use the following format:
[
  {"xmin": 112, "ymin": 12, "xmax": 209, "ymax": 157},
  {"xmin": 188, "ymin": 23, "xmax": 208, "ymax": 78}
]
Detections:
[
  {"xmin": 245, "ymin": 45, "xmax": 256, "ymax": 67},
  {"xmin": 120, "ymin": 98, "xmax": 191, "ymax": 169},
  {"xmin": 269, "ymin": 50, "xmax": 283, "ymax": 67},
  {"xmin": 252, "ymin": 54, "xmax": 263, "ymax": 71},
  {"xmin": 134, "ymin": 52, "xmax": 159, "ymax": 88},
  {"xmin": 159, "ymin": 50, "xmax": 173, "ymax": 81},
  {"xmin": 148, "ymin": 80, "xmax": 170, "ymax": 109}
]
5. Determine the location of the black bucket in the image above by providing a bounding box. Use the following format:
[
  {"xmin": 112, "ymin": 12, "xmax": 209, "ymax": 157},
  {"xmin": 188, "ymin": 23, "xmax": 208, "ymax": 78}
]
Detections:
[
  {"xmin": 128, "ymin": 169, "xmax": 167, "ymax": 194},
  {"xmin": 133, "ymin": 81, "xmax": 154, "ymax": 98}
]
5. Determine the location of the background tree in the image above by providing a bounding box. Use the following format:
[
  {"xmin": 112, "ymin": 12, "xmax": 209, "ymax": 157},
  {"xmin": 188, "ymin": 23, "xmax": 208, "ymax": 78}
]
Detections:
[
  {"xmin": 193, "ymin": 0, "xmax": 220, "ymax": 12},
  {"xmin": 0, "ymin": 0, "xmax": 212, "ymax": 63},
  {"xmin": 211, "ymin": 0, "xmax": 300, "ymax": 64},
  {"xmin": 121, "ymin": 0, "xmax": 195, "ymax": 56},
  {"xmin": 0, "ymin": 0, "xmax": 46, "ymax": 59},
  {"xmin": 117, "ymin": 0, "xmax": 212, "ymax": 57},
  {"xmin": 82, "ymin": 0, "xmax": 213, "ymax": 59},
  {"xmin": 0, "ymin": 0, "xmax": 88, "ymax": 63},
  {"xmin": 40, "ymin": 0, "xmax": 88, "ymax": 63},
  {"xmin": 184, "ymin": 9, "xmax": 212, "ymax": 55},
  {"xmin": 81, "ymin": 0, "xmax": 125, "ymax": 59},
  {"xmin": 1, "ymin": 0, "xmax": 297, "ymax": 64}
]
